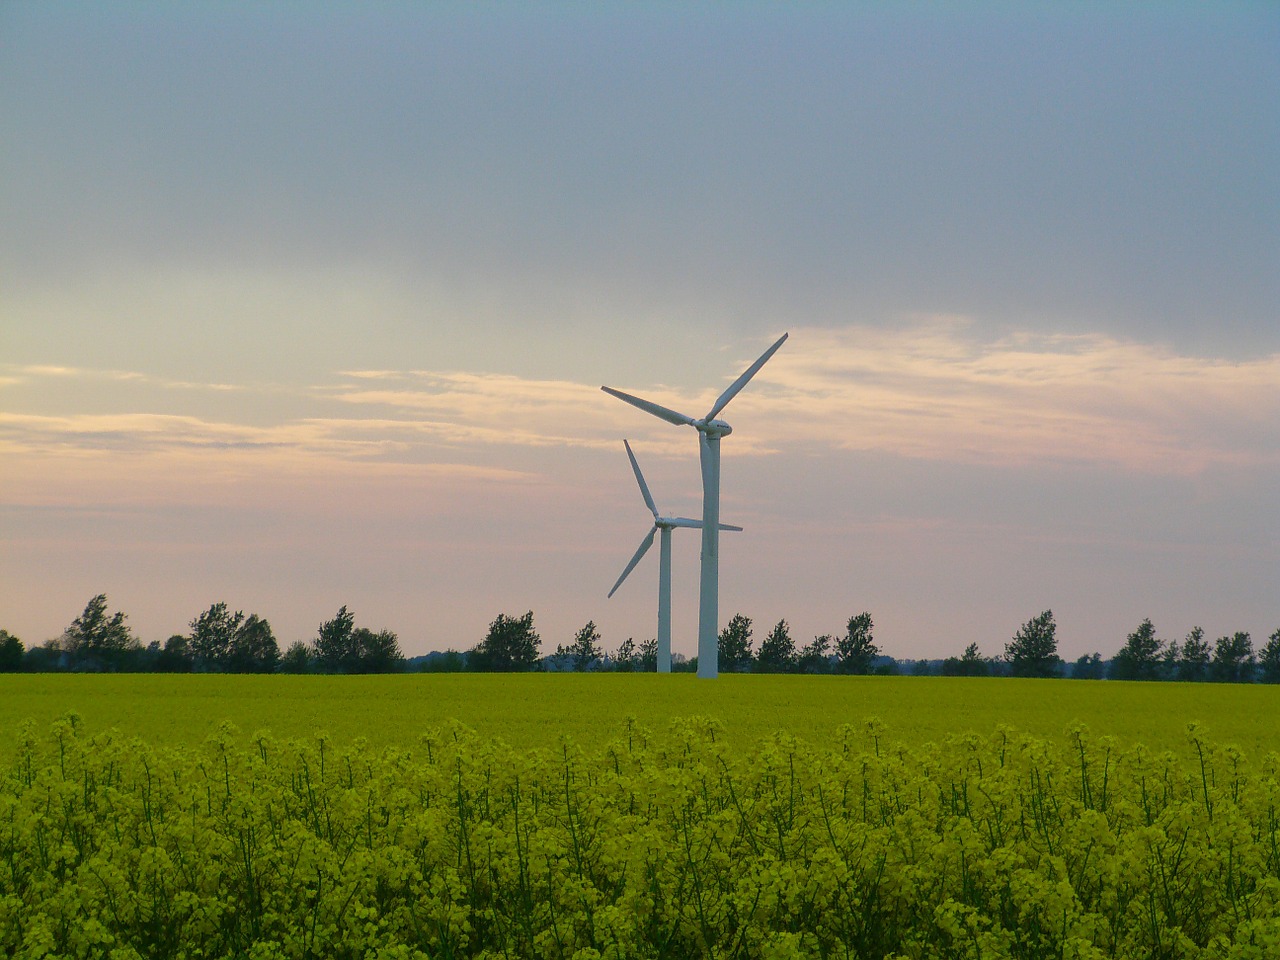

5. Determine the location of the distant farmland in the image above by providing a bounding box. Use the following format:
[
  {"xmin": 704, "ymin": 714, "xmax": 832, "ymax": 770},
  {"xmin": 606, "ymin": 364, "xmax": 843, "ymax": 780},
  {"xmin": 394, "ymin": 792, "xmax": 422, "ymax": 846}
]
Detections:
[{"xmin": 3, "ymin": 672, "xmax": 1279, "ymax": 757}]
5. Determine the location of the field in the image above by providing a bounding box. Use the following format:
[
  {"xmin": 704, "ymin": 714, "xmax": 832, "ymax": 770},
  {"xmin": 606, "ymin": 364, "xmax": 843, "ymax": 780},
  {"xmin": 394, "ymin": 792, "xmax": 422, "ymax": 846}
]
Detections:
[
  {"xmin": 4, "ymin": 673, "xmax": 1280, "ymax": 757},
  {"xmin": 3, "ymin": 675, "xmax": 1280, "ymax": 959}
]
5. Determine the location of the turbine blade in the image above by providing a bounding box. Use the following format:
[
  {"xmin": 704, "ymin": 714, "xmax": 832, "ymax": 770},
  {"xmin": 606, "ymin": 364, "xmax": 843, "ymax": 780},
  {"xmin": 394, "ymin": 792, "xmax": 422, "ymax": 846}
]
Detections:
[
  {"xmin": 607, "ymin": 526, "xmax": 657, "ymax": 598},
  {"xmin": 704, "ymin": 332, "xmax": 789, "ymax": 421},
  {"xmin": 624, "ymin": 440, "xmax": 659, "ymax": 520},
  {"xmin": 601, "ymin": 386, "xmax": 697, "ymax": 427},
  {"xmin": 666, "ymin": 517, "xmax": 704, "ymax": 528},
  {"xmin": 667, "ymin": 516, "xmax": 742, "ymax": 532}
]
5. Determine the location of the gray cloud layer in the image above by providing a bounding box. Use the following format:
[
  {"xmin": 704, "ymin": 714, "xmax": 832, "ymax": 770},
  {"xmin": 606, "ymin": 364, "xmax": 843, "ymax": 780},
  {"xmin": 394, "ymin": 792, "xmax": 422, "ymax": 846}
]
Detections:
[{"xmin": 5, "ymin": 4, "xmax": 1277, "ymax": 354}]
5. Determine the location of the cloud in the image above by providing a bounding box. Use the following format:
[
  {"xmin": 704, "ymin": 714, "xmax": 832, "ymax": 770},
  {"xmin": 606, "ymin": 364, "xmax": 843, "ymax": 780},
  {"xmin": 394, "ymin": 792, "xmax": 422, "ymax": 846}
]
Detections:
[
  {"xmin": 5, "ymin": 323, "xmax": 1275, "ymax": 480},
  {"xmin": 327, "ymin": 323, "xmax": 1280, "ymax": 474},
  {"xmin": 14, "ymin": 365, "xmax": 86, "ymax": 377},
  {"xmin": 334, "ymin": 370, "xmax": 405, "ymax": 380},
  {"xmin": 3, "ymin": 364, "xmax": 143, "ymax": 382},
  {"xmin": 1, "ymin": 364, "xmax": 243, "ymax": 392},
  {"xmin": 742, "ymin": 321, "xmax": 1280, "ymax": 474},
  {"xmin": 0, "ymin": 411, "xmax": 536, "ymax": 478},
  {"xmin": 326, "ymin": 372, "xmax": 694, "ymax": 456},
  {"xmin": 0, "ymin": 410, "xmax": 538, "ymax": 517},
  {"xmin": 0, "ymin": 412, "xmax": 295, "ymax": 456}
]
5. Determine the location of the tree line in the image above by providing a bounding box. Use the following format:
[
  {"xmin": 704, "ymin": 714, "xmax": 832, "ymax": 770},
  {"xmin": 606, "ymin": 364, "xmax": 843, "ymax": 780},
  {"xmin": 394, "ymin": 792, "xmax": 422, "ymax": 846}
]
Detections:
[
  {"xmin": 699, "ymin": 610, "xmax": 1280, "ymax": 683},
  {"xmin": 2, "ymin": 597, "xmax": 1278, "ymax": 682},
  {"xmin": 428, "ymin": 608, "xmax": 1280, "ymax": 682},
  {"xmin": 0, "ymin": 596, "xmax": 404, "ymax": 674}
]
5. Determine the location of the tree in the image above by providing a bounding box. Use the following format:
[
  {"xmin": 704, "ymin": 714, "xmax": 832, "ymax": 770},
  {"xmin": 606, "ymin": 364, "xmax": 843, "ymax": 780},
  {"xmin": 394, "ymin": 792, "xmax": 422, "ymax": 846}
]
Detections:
[
  {"xmin": 613, "ymin": 637, "xmax": 638, "ymax": 672},
  {"xmin": 155, "ymin": 634, "xmax": 194, "ymax": 673},
  {"xmin": 1259, "ymin": 630, "xmax": 1280, "ymax": 684},
  {"xmin": 942, "ymin": 642, "xmax": 990, "ymax": 677},
  {"xmin": 638, "ymin": 638, "xmax": 658, "ymax": 672},
  {"xmin": 1110, "ymin": 618, "xmax": 1164, "ymax": 681},
  {"xmin": 1211, "ymin": 632, "xmax": 1255, "ymax": 683},
  {"xmin": 1071, "ymin": 653, "xmax": 1105, "ymax": 680},
  {"xmin": 315, "ymin": 606, "xmax": 358, "ymax": 673},
  {"xmin": 470, "ymin": 611, "xmax": 540, "ymax": 672},
  {"xmin": 568, "ymin": 621, "xmax": 603, "ymax": 671},
  {"xmin": 227, "ymin": 614, "xmax": 280, "ymax": 674},
  {"xmin": 64, "ymin": 594, "xmax": 137, "ymax": 670},
  {"xmin": 1004, "ymin": 610, "xmax": 1062, "ymax": 678},
  {"xmin": 354, "ymin": 627, "xmax": 405, "ymax": 674},
  {"xmin": 280, "ymin": 641, "xmax": 313, "ymax": 674},
  {"xmin": 1177, "ymin": 626, "xmax": 1210, "ymax": 682},
  {"xmin": 1159, "ymin": 638, "xmax": 1181, "ymax": 681},
  {"xmin": 190, "ymin": 603, "xmax": 279, "ymax": 673},
  {"xmin": 797, "ymin": 635, "xmax": 833, "ymax": 674},
  {"xmin": 835, "ymin": 613, "xmax": 878, "ymax": 674},
  {"xmin": 718, "ymin": 614, "xmax": 754, "ymax": 672},
  {"xmin": 418, "ymin": 649, "xmax": 467, "ymax": 673},
  {"xmin": 22, "ymin": 640, "xmax": 62, "ymax": 673},
  {"xmin": 0, "ymin": 629, "xmax": 23, "ymax": 672},
  {"xmin": 190, "ymin": 602, "xmax": 244, "ymax": 671},
  {"xmin": 548, "ymin": 642, "xmax": 572, "ymax": 671},
  {"xmin": 313, "ymin": 608, "xmax": 403, "ymax": 674},
  {"xmin": 755, "ymin": 620, "xmax": 796, "ymax": 673}
]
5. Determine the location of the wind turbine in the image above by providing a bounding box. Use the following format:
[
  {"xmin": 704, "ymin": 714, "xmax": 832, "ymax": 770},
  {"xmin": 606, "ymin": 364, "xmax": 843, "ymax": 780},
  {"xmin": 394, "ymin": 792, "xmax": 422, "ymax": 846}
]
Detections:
[
  {"xmin": 607, "ymin": 439, "xmax": 742, "ymax": 673},
  {"xmin": 602, "ymin": 332, "xmax": 788, "ymax": 678}
]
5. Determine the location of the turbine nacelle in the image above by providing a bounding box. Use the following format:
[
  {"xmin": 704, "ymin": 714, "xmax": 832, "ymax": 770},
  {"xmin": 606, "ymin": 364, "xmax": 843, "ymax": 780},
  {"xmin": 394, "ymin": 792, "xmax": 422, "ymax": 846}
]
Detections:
[{"xmin": 696, "ymin": 418, "xmax": 732, "ymax": 438}]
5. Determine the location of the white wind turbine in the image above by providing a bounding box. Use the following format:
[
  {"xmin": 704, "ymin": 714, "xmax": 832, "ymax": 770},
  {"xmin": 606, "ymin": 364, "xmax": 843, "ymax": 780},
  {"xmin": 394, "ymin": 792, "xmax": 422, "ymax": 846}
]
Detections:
[
  {"xmin": 607, "ymin": 439, "xmax": 742, "ymax": 673},
  {"xmin": 602, "ymin": 332, "xmax": 788, "ymax": 678}
]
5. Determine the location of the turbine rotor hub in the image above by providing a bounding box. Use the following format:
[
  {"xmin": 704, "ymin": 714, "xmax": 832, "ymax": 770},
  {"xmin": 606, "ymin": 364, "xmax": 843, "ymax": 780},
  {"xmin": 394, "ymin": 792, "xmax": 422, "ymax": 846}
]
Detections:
[{"xmin": 698, "ymin": 418, "xmax": 733, "ymax": 438}]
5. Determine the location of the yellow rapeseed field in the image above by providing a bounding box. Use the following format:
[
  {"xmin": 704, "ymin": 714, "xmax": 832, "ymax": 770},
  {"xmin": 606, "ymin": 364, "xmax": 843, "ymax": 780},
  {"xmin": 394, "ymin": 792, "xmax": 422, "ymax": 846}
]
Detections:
[
  {"xmin": 4, "ymin": 676, "xmax": 1280, "ymax": 957},
  {"xmin": 3, "ymin": 706, "xmax": 1279, "ymax": 958}
]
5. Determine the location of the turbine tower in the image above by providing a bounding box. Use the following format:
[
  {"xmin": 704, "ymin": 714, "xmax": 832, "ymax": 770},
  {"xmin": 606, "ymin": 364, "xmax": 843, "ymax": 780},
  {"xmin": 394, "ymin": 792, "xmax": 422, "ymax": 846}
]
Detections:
[
  {"xmin": 607, "ymin": 439, "xmax": 741, "ymax": 673},
  {"xmin": 602, "ymin": 332, "xmax": 788, "ymax": 678}
]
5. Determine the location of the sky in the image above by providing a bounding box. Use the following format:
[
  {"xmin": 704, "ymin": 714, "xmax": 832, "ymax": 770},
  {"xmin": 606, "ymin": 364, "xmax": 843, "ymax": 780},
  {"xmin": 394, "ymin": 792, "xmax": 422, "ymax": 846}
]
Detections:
[{"xmin": 2, "ymin": 2, "xmax": 1277, "ymax": 663}]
